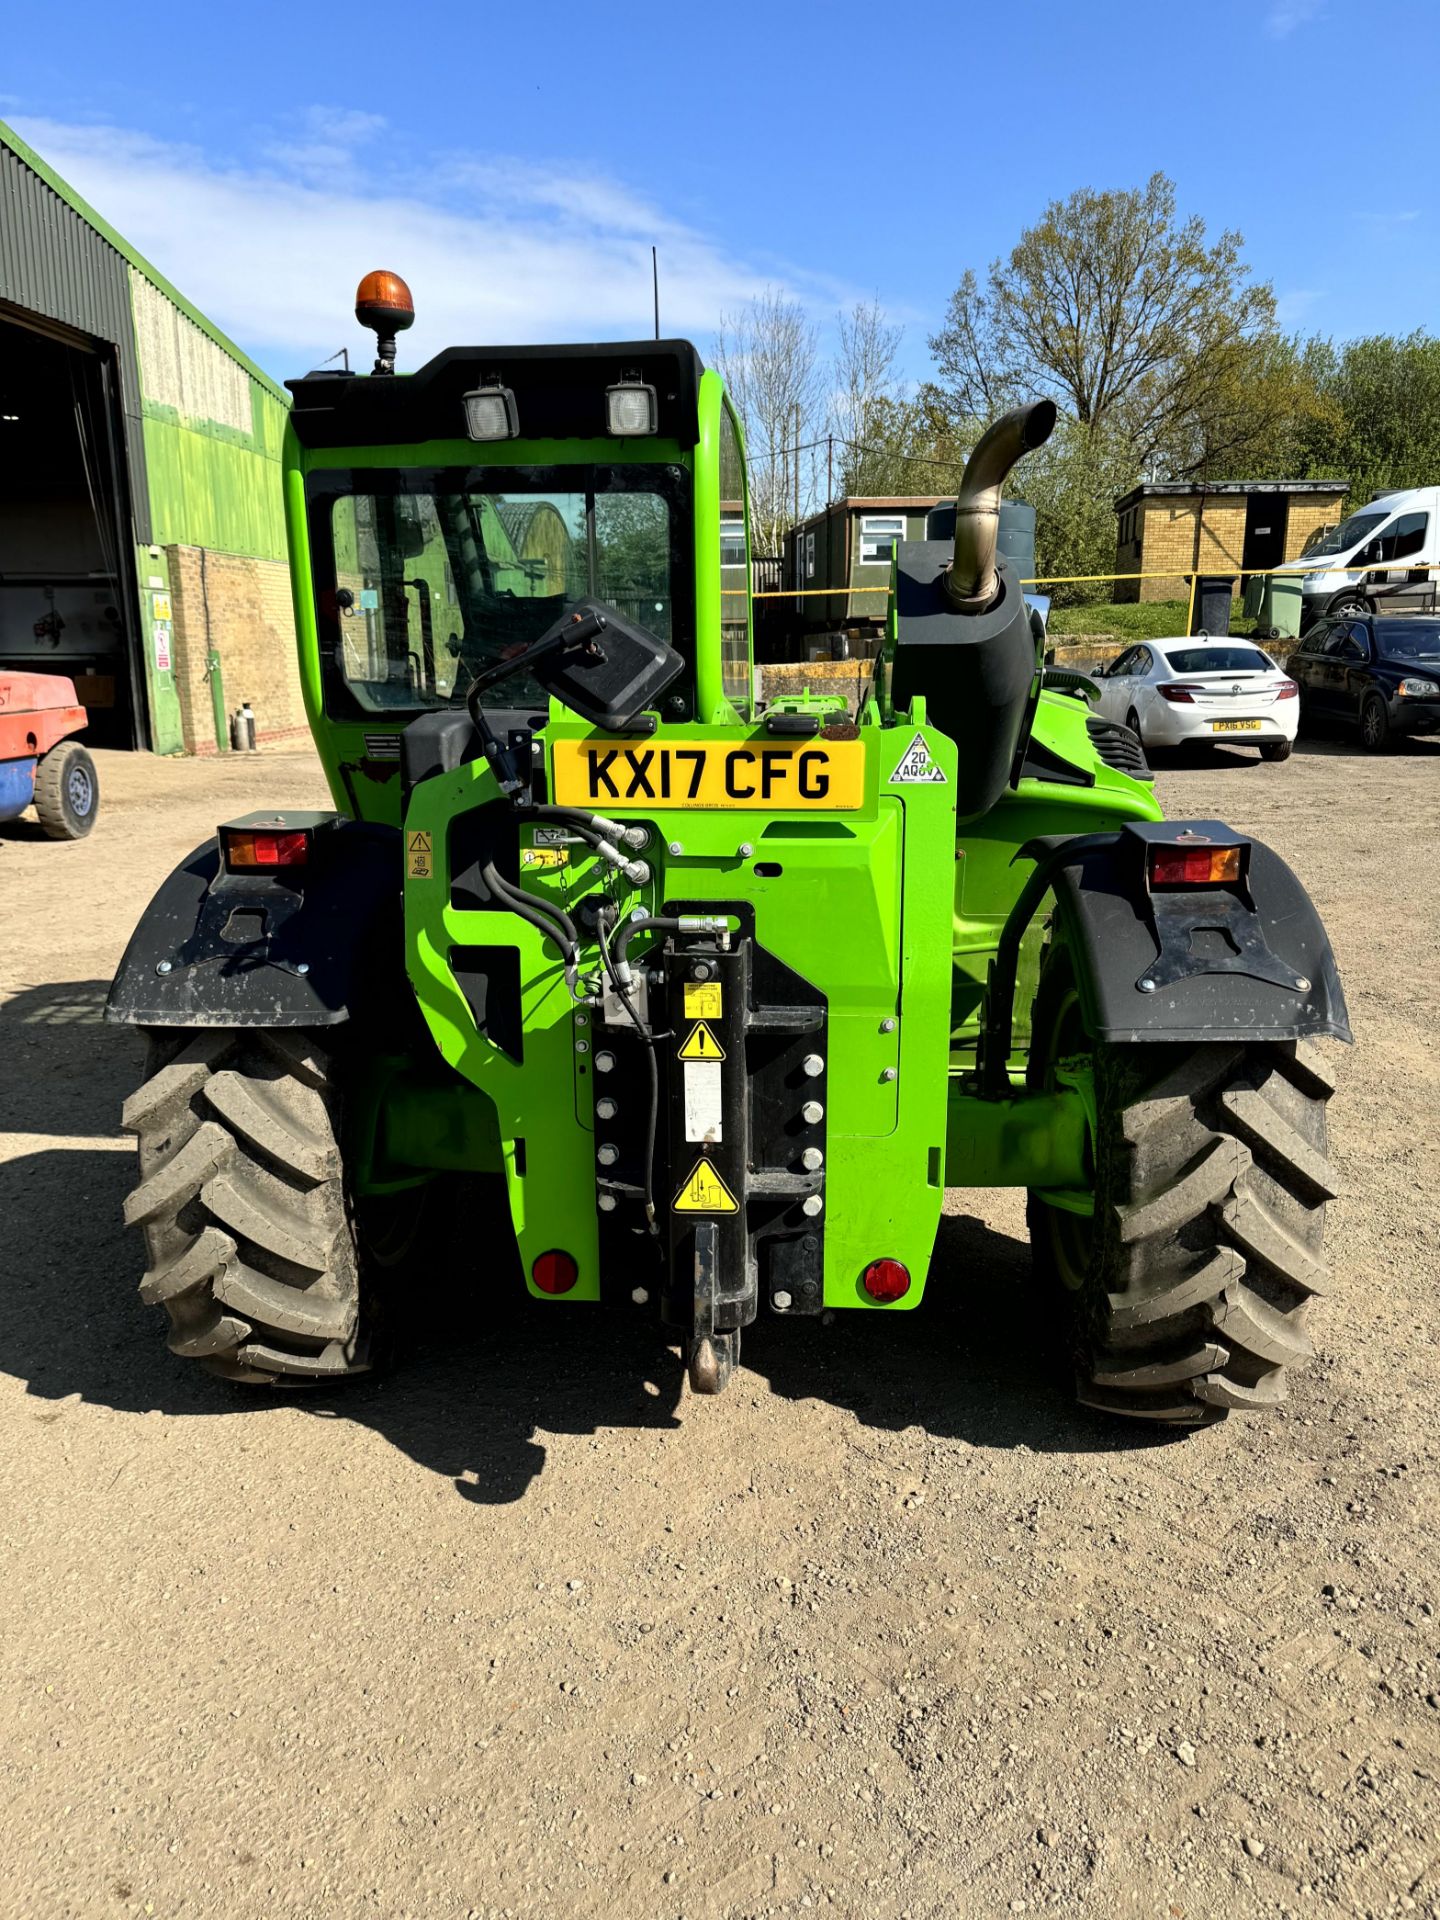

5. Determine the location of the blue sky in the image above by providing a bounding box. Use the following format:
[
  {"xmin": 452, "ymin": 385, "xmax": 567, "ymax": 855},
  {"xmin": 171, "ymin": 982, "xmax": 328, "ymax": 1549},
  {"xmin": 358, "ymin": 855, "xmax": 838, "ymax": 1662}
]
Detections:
[{"xmin": 5, "ymin": 0, "xmax": 1438, "ymax": 385}]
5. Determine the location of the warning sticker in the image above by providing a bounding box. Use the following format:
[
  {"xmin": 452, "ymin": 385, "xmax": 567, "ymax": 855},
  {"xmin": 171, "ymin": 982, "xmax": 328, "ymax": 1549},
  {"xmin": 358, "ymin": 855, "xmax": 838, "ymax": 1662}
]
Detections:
[
  {"xmin": 683, "ymin": 1060, "xmax": 723, "ymax": 1144},
  {"xmin": 406, "ymin": 828, "xmax": 434, "ymax": 879},
  {"xmin": 673, "ymin": 1157, "xmax": 739, "ymax": 1214},
  {"xmin": 520, "ymin": 845, "xmax": 569, "ymax": 870},
  {"xmin": 678, "ymin": 1021, "xmax": 726, "ymax": 1062},
  {"xmin": 683, "ymin": 981, "xmax": 723, "ymax": 1020},
  {"xmin": 889, "ymin": 731, "xmax": 948, "ymax": 785}
]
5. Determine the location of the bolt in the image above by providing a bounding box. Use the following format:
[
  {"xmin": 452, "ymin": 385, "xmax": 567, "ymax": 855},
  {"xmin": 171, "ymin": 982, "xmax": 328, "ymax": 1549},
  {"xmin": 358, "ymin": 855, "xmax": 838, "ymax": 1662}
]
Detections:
[
  {"xmin": 1138, "ymin": 979, "xmax": 1157, "ymax": 994},
  {"xmin": 596, "ymin": 1097, "xmax": 618, "ymax": 1120},
  {"xmin": 155, "ymin": 960, "xmax": 173, "ymax": 976},
  {"xmin": 801, "ymin": 1147, "xmax": 824, "ymax": 1172},
  {"xmin": 597, "ymin": 1143, "xmax": 619, "ymax": 1167},
  {"xmin": 667, "ymin": 841, "xmax": 684, "ymax": 857},
  {"xmin": 801, "ymin": 1100, "xmax": 824, "ymax": 1124},
  {"xmin": 595, "ymin": 1051, "xmax": 616, "ymax": 1073},
  {"xmin": 598, "ymin": 1193, "xmax": 618, "ymax": 1213},
  {"xmin": 631, "ymin": 1285, "xmax": 649, "ymax": 1305},
  {"xmin": 574, "ymin": 1011, "xmax": 590, "ymax": 1027},
  {"xmin": 880, "ymin": 1016, "xmax": 896, "ymax": 1033},
  {"xmin": 801, "ymin": 1194, "xmax": 824, "ymax": 1218},
  {"xmin": 531, "ymin": 742, "xmax": 542, "ymax": 758},
  {"xmin": 773, "ymin": 1290, "xmax": 793, "ymax": 1311},
  {"xmin": 691, "ymin": 962, "xmax": 713, "ymax": 981},
  {"xmin": 738, "ymin": 842, "xmax": 754, "ymax": 859},
  {"xmin": 1295, "ymin": 976, "xmax": 1311, "ymax": 992},
  {"xmin": 575, "ymin": 1039, "xmax": 590, "ymax": 1054},
  {"xmin": 629, "ymin": 908, "xmax": 648, "ymax": 924},
  {"xmin": 802, "ymin": 1053, "xmax": 824, "ymax": 1079},
  {"xmin": 881, "ymin": 1067, "xmax": 898, "ymax": 1083}
]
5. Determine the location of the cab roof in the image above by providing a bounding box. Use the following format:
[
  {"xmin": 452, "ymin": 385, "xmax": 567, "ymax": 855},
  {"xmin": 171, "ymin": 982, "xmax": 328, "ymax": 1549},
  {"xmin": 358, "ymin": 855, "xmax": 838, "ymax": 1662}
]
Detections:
[{"xmin": 286, "ymin": 340, "xmax": 706, "ymax": 449}]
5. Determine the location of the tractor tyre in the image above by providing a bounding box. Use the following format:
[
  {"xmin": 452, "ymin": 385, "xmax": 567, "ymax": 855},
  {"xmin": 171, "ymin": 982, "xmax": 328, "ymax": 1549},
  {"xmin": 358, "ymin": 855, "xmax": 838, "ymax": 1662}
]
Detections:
[
  {"xmin": 34, "ymin": 741, "xmax": 99, "ymax": 839},
  {"xmin": 1027, "ymin": 944, "xmax": 1337, "ymax": 1427},
  {"xmin": 122, "ymin": 1027, "xmax": 378, "ymax": 1384}
]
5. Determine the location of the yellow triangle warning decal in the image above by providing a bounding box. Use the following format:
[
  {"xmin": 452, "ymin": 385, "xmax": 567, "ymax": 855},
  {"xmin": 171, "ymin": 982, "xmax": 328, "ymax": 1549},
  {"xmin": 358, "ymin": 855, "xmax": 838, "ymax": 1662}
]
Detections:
[
  {"xmin": 407, "ymin": 829, "xmax": 433, "ymax": 853},
  {"xmin": 673, "ymin": 1158, "xmax": 739, "ymax": 1214},
  {"xmin": 678, "ymin": 1021, "xmax": 726, "ymax": 1062}
]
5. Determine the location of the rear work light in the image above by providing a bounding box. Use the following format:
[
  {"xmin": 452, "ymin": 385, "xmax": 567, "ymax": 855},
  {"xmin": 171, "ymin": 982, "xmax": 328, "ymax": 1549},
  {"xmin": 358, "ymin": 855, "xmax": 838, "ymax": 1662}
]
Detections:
[
  {"xmin": 605, "ymin": 379, "xmax": 658, "ymax": 436},
  {"xmin": 1149, "ymin": 843, "xmax": 1243, "ymax": 888},
  {"xmin": 532, "ymin": 1249, "xmax": 579, "ymax": 1295},
  {"xmin": 222, "ymin": 827, "xmax": 310, "ymax": 870},
  {"xmin": 862, "ymin": 1258, "xmax": 911, "ymax": 1303},
  {"xmin": 1156, "ymin": 683, "xmax": 1204, "ymax": 704},
  {"xmin": 463, "ymin": 384, "xmax": 519, "ymax": 441}
]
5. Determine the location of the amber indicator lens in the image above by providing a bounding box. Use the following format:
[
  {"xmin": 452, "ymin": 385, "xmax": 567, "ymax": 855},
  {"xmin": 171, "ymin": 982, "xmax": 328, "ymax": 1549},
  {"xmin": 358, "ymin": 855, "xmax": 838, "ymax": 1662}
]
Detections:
[
  {"xmin": 222, "ymin": 828, "xmax": 310, "ymax": 870},
  {"xmin": 1149, "ymin": 844, "xmax": 1242, "ymax": 887},
  {"xmin": 354, "ymin": 269, "xmax": 415, "ymax": 327},
  {"xmin": 533, "ymin": 1250, "xmax": 579, "ymax": 1295}
]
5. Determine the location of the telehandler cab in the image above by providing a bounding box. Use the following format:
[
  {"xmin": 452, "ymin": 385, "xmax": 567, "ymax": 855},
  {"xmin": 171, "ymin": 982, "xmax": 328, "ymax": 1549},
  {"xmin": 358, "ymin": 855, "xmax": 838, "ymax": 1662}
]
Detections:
[{"xmin": 108, "ymin": 272, "xmax": 1349, "ymax": 1425}]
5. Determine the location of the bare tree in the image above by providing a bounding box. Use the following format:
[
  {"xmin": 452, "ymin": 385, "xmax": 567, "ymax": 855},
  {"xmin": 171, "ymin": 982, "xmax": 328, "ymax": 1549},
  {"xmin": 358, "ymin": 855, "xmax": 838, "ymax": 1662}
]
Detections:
[
  {"xmin": 713, "ymin": 289, "xmax": 823, "ymax": 555},
  {"xmin": 827, "ymin": 299, "xmax": 903, "ymax": 495}
]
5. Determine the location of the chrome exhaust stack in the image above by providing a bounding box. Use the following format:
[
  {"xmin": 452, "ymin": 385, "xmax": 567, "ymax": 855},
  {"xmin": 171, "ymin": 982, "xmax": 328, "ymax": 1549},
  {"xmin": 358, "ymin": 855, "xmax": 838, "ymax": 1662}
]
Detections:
[{"xmin": 942, "ymin": 400, "xmax": 1057, "ymax": 612}]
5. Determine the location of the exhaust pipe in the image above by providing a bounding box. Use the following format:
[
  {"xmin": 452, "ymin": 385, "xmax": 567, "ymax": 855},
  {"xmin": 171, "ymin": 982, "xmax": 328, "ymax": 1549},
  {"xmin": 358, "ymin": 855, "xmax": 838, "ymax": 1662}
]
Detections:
[{"xmin": 943, "ymin": 400, "xmax": 1057, "ymax": 612}]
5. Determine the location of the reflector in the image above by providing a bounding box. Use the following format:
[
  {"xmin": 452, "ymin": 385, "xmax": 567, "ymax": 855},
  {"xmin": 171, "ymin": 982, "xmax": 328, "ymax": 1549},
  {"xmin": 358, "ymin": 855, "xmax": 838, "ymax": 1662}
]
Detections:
[
  {"xmin": 533, "ymin": 1249, "xmax": 579, "ymax": 1294},
  {"xmin": 862, "ymin": 1258, "xmax": 911, "ymax": 1303}
]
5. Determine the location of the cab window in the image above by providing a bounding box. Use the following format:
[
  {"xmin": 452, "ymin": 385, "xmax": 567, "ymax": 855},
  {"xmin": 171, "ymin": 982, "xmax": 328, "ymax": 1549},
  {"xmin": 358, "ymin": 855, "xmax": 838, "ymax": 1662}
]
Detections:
[{"xmin": 718, "ymin": 402, "xmax": 752, "ymax": 716}]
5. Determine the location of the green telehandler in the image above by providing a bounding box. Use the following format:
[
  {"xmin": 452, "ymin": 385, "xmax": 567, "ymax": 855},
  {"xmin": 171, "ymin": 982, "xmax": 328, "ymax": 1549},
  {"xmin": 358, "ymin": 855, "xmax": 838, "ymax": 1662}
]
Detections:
[{"xmin": 107, "ymin": 271, "xmax": 1349, "ymax": 1425}]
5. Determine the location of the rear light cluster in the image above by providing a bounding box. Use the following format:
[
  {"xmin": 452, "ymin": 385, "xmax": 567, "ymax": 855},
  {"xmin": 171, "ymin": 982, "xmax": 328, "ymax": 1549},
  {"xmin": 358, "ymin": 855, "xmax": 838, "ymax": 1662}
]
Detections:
[
  {"xmin": 1149, "ymin": 844, "xmax": 1243, "ymax": 888},
  {"xmin": 1156, "ymin": 683, "xmax": 1203, "ymax": 704},
  {"xmin": 222, "ymin": 828, "xmax": 310, "ymax": 870},
  {"xmin": 1276, "ymin": 680, "xmax": 1299, "ymax": 700}
]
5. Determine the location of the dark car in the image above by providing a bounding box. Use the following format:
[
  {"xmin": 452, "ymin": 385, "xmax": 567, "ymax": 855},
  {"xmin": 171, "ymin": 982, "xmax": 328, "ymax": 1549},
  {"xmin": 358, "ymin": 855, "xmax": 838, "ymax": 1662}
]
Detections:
[{"xmin": 1287, "ymin": 614, "xmax": 1440, "ymax": 750}]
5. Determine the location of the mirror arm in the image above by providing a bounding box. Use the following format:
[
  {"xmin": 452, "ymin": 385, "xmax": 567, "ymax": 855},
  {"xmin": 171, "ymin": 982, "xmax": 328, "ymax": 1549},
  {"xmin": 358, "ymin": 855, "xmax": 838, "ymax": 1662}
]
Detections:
[{"xmin": 464, "ymin": 611, "xmax": 610, "ymax": 804}]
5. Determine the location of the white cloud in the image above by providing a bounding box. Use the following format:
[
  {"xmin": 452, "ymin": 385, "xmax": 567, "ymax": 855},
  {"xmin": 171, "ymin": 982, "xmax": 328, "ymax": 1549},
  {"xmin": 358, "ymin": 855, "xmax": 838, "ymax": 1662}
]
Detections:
[
  {"xmin": 12, "ymin": 114, "xmax": 826, "ymax": 381},
  {"xmin": 1266, "ymin": 0, "xmax": 1323, "ymax": 38},
  {"xmin": 1275, "ymin": 287, "xmax": 1323, "ymax": 326}
]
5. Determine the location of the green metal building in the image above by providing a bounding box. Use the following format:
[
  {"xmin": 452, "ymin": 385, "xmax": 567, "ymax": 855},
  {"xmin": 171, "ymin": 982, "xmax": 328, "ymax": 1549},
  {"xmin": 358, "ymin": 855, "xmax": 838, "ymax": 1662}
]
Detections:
[{"xmin": 0, "ymin": 119, "xmax": 300, "ymax": 753}]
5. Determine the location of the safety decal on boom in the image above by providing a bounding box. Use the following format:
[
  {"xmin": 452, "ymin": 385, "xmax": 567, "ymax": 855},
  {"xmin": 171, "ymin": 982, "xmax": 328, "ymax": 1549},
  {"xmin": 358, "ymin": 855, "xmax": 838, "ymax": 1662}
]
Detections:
[
  {"xmin": 406, "ymin": 829, "xmax": 434, "ymax": 879},
  {"xmin": 683, "ymin": 981, "xmax": 723, "ymax": 1019},
  {"xmin": 673, "ymin": 1158, "xmax": 739, "ymax": 1214},
  {"xmin": 889, "ymin": 732, "xmax": 947, "ymax": 785},
  {"xmin": 677, "ymin": 1021, "xmax": 726, "ymax": 1062}
]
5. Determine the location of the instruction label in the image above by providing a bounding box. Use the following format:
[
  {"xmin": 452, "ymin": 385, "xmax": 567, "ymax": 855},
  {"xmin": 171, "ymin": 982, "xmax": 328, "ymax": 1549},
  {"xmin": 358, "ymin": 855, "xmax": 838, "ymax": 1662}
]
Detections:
[
  {"xmin": 406, "ymin": 828, "xmax": 434, "ymax": 879},
  {"xmin": 889, "ymin": 731, "xmax": 947, "ymax": 785},
  {"xmin": 678, "ymin": 1021, "xmax": 726, "ymax": 1062},
  {"xmin": 520, "ymin": 845, "xmax": 569, "ymax": 869},
  {"xmin": 673, "ymin": 1158, "xmax": 738, "ymax": 1214},
  {"xmin": 683, "ymin": 1061, "xmax": 724, "ymax": 1144},
  {"xmin": 683, "ymin": 981, "xmax": 723, "ymax": 1019}
]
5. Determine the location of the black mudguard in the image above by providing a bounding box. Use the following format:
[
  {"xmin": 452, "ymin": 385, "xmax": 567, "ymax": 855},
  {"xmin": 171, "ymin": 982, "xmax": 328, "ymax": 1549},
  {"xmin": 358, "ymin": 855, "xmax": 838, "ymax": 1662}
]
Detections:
[
  {"xmin": 105, "ymin": 817, "xmax": 402, "ymax": 1029},
  {"xmin": 1048, "ymin": 827, "xmax": 1350, "ymax": 1045}
]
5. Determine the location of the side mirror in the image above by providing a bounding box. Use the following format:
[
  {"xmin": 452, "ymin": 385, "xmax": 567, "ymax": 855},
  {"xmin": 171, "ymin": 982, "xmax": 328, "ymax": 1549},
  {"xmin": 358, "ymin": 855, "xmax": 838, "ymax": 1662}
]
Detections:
[
  {"xmin": 468, "ymin": 597, "xmax": 684, "ymax": 731},
  {"xmin": 396, "ymin": 500, "xmax": 429, "ymax": 560}
]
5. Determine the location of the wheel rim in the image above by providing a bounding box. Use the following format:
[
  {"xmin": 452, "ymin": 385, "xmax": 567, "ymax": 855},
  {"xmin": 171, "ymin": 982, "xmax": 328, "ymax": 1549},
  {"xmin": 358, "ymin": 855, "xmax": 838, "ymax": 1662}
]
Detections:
[
  {"xmin": 1362, "ymin": 702, "xmax": 1383, "ymax": 746},
  {"xmin": 67, "ymin": 763, "xmax": 94, "ymax": 815}
]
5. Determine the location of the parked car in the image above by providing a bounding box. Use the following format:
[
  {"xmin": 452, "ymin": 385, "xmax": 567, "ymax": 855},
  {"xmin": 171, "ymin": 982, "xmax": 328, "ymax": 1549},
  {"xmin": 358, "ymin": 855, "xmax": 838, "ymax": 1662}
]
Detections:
[
  {"xmin": 1287, "ymin": 613, "xmax": 1440, "ymax": 751},
  {"xmin": 1090, "ymin": 637, "xmax": 1299, "ymax": 761},
  {"xmin": 1277, "ymin": 486, "xmax": 1440, "ymax": 630}
]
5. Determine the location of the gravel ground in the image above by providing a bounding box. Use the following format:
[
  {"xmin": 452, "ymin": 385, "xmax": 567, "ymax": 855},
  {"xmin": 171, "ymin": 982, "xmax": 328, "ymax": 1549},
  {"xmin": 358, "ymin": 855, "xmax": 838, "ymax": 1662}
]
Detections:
[{"xmin": 1, "ymin": 734, "xmax": 1437, "ymax": 1920}]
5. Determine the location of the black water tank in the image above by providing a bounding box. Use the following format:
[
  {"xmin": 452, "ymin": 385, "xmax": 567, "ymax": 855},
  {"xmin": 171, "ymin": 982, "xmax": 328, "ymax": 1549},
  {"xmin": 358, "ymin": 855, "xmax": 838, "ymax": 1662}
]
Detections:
[{"xmin": 926, "ymin": 499, "xmax": 1037, "ymax": 587}]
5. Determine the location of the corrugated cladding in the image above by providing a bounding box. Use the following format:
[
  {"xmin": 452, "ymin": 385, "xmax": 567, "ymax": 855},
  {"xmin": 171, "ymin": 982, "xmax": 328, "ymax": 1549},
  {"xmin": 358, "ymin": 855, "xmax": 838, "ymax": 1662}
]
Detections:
[
  {"xmin": 1, "ymin": 125, "xmax": 291, "ymax": 562},
  {"xmin": 0, "ymin": 135, "xmax": 151, "ymax": 539}
]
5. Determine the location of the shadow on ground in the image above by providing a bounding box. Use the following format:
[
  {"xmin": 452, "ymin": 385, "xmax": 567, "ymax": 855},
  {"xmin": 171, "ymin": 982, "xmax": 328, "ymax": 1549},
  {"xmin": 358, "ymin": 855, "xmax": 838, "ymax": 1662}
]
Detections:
[{"xmin": 1, "ymin": 981, "xmax": 1163, "ymax": 1507}]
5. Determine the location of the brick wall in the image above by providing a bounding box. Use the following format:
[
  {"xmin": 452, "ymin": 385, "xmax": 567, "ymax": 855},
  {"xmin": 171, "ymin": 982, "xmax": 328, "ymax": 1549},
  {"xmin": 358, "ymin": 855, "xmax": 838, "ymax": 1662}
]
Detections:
[
  {"xmin": 1135, "ymin": 500, "xmax": 1248, "ymax": 602},
  {"xmin": 166, "ymin": 545, "xmax": 308, "ymax": 754},
  {"xmin": 1283, "ymin": 498, "xmax": 1343, "ymax": 561}
]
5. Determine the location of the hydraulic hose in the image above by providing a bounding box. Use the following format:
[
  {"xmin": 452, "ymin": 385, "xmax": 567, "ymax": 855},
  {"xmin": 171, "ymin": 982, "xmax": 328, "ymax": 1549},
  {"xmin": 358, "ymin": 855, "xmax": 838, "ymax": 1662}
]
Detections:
[
  {"xmin": 480, "ymin": 860, "xmax": 580, "ymax": 967},
  {"xmin": 598, "ymin": 915, "xmax": 661, "ymax": 1235}
]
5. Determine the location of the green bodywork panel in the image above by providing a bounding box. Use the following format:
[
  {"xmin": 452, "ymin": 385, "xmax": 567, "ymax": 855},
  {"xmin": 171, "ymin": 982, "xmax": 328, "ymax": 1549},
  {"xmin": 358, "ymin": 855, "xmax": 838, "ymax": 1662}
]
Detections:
[{"xmin": 282, "ymin": 346, "xmax": 1164, "ymax": 1316}]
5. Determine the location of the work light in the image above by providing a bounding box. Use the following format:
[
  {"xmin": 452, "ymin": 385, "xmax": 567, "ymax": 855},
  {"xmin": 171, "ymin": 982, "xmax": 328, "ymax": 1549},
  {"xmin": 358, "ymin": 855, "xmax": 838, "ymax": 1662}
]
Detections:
[
  {"xmin": 605, "ymin": 379, "xmax": 658, "ymax": 436},
  {"xmin": 463, "ymin": 385, "xmax": 519, "ymax": 441}
]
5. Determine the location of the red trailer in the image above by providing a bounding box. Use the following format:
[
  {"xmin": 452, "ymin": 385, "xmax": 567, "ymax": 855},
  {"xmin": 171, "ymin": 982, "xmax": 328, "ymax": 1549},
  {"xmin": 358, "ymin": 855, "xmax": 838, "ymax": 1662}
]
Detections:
[{"xmin": 0, "ymin": 673, "xmax": 99, "ymax": 838}]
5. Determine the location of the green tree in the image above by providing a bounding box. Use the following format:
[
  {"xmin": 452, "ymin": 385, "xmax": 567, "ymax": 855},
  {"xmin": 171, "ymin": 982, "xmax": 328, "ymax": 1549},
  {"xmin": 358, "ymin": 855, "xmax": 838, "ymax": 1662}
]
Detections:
[{"xmin": 1292, "ymin": 331, "xmax": 1440, "ymax": 503}]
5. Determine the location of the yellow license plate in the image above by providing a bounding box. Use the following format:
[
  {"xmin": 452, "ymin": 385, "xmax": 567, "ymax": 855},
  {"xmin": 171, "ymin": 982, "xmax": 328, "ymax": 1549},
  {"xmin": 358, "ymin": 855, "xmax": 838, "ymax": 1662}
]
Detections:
[
  {"xmin": 551, "ymin": 738, "xmax": 864, "ymax": 811},
  {"xmin": 1211, "ymin": 719, "xmax": 1263, "ymax": 732}
]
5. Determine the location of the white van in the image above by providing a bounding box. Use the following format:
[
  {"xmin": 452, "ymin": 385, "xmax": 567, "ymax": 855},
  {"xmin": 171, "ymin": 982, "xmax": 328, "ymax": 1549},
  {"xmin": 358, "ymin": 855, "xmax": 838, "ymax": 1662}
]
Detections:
[{"xmin": 1277, "ymin": 486, "xmax": 1440, "ymax": 628}]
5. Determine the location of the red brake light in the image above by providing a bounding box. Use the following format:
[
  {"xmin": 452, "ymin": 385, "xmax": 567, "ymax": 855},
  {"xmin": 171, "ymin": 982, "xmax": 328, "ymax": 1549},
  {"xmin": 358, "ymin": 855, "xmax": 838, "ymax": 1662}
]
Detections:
[
  {"xmin": 1276, "ymin": 680, "xmax": 1299, "ymax": 699},
  {"xmin": 222, "ymin": 828, "xmax": 310, "ymax": 870},
  {"xmin": 1156, "ymin": 683, "xmax": 1202, "ymax": 704},
  {"xmin": 533, "ymin": 1250, "xmax": 579, "ymax": 1295},
  {"xmin": 862, "ymin": 1258, "xmax": 911, "ymax": 1303},
  {"xmin": 1149, "ymin": 844, "xmax": 1243, "ymax": 887}
]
